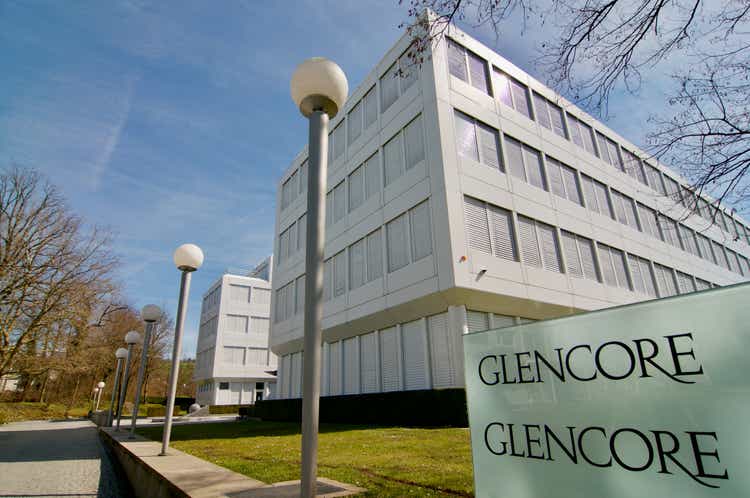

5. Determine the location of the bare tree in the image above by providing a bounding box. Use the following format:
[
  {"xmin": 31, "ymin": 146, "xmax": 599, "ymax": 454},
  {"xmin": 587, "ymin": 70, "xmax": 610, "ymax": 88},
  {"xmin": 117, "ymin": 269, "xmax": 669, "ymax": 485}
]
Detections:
[
  {"xmin": 0, "ymin": 168, "xmax": 117, "ymax": 380},
  {"xmin": 402, "ymin": 1, "xmax": 750, "ymax": 213}
]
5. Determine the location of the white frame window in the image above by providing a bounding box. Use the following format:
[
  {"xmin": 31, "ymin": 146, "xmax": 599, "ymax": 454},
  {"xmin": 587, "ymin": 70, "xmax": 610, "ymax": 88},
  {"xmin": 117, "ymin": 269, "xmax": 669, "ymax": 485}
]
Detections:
[
  {"xmin": 504, "ymin": 135, "xmax": 546, "ymax": 190},
  {"xmin": 454, "ymin": 110, "xmax": 502, "ymax": 171},
  {"xmin": 494, "ymin": 69, "xmax": 532, "ymax": 119},
  {"xmin": 447, "ymin": 39, "xmax": 490, "ymax": 94}
]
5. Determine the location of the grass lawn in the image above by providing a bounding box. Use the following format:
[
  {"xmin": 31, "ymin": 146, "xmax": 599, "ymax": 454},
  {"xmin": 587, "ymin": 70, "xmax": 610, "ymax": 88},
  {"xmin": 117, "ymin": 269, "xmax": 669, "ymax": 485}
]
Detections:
[
  {"xmin": 138, "ymin": 420, "xmax": 474, "ymax": 497},
  {"xmin": 0, "ymin": 402, "xmax": 90, "ymax": 424}
]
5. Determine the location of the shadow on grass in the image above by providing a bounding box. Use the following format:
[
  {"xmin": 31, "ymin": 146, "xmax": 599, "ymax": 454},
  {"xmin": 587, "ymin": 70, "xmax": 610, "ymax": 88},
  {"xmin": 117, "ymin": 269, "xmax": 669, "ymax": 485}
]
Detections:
[{"xmin": 137, "ymin": 419, "xmax": 459, "ymax": 443}]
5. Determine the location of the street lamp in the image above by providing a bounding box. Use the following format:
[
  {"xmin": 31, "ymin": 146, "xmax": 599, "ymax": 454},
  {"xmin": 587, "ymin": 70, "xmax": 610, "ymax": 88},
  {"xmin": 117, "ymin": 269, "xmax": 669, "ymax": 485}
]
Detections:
[
  {"xmin": 108, "ymin": 348, "xmax": 128, "ymax": 426},
  {"xmin": 96, "ymin": 381, "xmax": 105, "ymax": 410},
  {"xmin": 91, "ymin": 387, "xmax": 99, "ymax": 412},
  {"xmin": 129, "ymin": 304, "xmax": 161, "ymax": 438},
  {"xmin": 116, "ymin": 330, "xmax": 142, "ymax": 431},
  {"xmin": 160, "ymin": 243, "xmax": 203, "ymax": 456},
  {"xmin": 290, "ymin": 57, "xmax": 348, "ymax": 498}
]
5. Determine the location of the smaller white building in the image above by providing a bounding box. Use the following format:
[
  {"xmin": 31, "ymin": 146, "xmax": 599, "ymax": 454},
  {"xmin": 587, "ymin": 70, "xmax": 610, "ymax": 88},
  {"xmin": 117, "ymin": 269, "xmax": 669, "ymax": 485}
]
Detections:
[{"xmin": 194, "ymin": 257, "xmax": 277, "ymax": 405}]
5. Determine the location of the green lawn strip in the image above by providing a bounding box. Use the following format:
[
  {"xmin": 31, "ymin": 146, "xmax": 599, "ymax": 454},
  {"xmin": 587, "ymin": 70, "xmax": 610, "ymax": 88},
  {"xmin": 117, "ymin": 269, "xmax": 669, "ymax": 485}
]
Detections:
[
  {"xmin": 0, "ymin": 402, "xmax": 90, "ymax": 424},
  {"xmin": 138, "ymin": 420, "xmax": 474, "ymax": 497}
]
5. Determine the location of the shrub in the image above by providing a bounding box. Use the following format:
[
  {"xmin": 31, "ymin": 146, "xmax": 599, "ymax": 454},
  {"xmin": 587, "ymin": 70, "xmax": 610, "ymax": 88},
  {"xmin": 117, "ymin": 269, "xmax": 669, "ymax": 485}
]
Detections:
[
  {"xmin": 238, "ymin": 405, "xmax": 256, "ymax": 417},
  {"xmin": 255, "ymin": 388, "xmax": 468, "ymax": 427},
  {"xmin": 145, "ymin": 396, "xmax": 166, "ymax": 405}
]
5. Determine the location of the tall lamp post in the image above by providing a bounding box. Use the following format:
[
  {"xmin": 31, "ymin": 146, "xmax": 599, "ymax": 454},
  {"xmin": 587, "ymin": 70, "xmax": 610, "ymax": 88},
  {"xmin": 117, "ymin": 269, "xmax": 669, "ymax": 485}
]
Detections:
[
  {"xmin": 129, "ymin": 304, "xmax": 161, "ymax": 438},
  {"xmin": 290, "ymin": 57, "xmax": 348, "ymax": 498},
  {"xmin": 116, "ymin": 330, "xmax": 142, "ymax": 431},
  {"xmin": 108, "ymin": 348, "xmax": 128, "ymax": 426},
  {"xmin": 96, "ymin": 381, "xmax": 105, "ymax": 410},
  {"xmin": 160, "ymin": 243, "xmax": 203, "ymax": 456}
]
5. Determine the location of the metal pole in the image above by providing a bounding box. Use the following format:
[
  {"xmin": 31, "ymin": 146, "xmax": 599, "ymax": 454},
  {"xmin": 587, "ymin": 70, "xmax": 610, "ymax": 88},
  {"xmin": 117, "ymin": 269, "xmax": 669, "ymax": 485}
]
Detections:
[
  {"xmin": 95, "ymin": 388, "xmax": 102, "ymax": 411},
  {"xmin": 160, "ymin": 270, "xmax": 192, "ymax": 455},
  {"xmin": 300, "ymin": 109, "xmax": 329, "ymax": 498},
  {"xmin": 107, "ymin": 358, "xmax": 123, "ymax": 427},
  {"xmin": 130, "ymin": 321, "xmax": 154, "ymax": 438},
  {"xmin": 116, "ymin": 344, "xmax": 134, "ymax": 431}
]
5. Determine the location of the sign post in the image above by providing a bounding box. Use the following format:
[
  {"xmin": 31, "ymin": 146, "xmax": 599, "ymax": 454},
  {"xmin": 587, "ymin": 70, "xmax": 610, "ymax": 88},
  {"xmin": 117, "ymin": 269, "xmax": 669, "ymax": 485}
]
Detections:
[{"xmin": 463, "ymin": 283, "xmax": 750, "ymax": 497}]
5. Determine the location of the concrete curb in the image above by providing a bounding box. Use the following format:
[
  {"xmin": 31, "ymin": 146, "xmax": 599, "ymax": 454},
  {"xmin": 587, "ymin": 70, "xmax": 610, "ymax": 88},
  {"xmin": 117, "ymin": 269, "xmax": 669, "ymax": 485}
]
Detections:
[{"xmin": 99, "ymin": 427, "xmax": 366, "ymax": 497}]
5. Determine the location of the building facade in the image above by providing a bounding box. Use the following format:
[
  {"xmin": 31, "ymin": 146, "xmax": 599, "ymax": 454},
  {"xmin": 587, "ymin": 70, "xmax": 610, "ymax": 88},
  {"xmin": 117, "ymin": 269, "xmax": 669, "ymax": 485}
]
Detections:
[
  {"xmin": 270, "ymin": 25, "xmax": 750, "ymax": 399},
  {"xmin": 194, "ymin": 257, "xmax": 277, "ymax": 405}
]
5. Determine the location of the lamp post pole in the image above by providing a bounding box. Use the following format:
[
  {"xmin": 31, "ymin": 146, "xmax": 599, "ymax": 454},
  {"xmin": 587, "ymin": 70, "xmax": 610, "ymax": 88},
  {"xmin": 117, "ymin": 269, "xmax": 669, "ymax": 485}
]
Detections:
[
  {"xmin": 96, "ymin": 381, "xmax": 105, "ymax": 411},
  {"xmin": 116, "ymin": 331, "xmax": 141, "ymax": 431},
  {"xmin": 161, "ymin": 243, "xmax": 203, "ymax": 456},
  {"xmin": 130, "ymin": 305, "xmax": 160, "ymax": 438},
  {"xmin": 108, "ymin": 349, "xmax": 127, "ymax": 427},
  {"xmin": 290, "ymin": 57, "xmax": 348, "ymax": 498}
]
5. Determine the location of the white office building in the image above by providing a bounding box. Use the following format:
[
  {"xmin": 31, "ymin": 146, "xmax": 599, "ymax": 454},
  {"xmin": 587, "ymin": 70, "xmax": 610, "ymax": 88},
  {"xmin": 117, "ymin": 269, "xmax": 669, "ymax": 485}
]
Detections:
[
  {"xmin": 194, "ymin": 257, "xmax": 277, "ymax": 405},
  {"xmin": 270, "ymin": 24, "xmax": 750, "ymax": 399}
]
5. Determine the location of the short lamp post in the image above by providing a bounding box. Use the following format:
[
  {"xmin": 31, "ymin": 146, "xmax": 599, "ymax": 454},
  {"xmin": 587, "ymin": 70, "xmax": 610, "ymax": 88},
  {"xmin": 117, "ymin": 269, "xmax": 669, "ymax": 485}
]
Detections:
[
  {"xmin": 90, "ymin": 388, "xmax": 99, "ymax": 412},
  {"xmin": 96, "ymin": 381, "xmax": 105, "ymax": 410},
  {"xmin": 130, "ymin": 304, "xmax": 161, "ymax": 438},
  {"xmin": 160, "ymin": 243, "xmax": 203, "ymax": 456},
  {"xmin": 290, "ymin": 57, "xmax": 348, "ymax": 498},
  {"xmin": 108, "ymin": 348, "xmax": 128, "ymax": 426},
  {"xmin": 116, "ymin": 330, "xmax": 142, "ymax": 431}
]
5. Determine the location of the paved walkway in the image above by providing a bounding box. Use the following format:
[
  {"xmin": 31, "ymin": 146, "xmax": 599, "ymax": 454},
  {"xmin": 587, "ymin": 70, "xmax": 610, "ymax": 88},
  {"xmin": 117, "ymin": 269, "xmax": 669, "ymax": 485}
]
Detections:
[{"xmin": 0, "ymin": 419, "xmax": 132, "ymax": 498}]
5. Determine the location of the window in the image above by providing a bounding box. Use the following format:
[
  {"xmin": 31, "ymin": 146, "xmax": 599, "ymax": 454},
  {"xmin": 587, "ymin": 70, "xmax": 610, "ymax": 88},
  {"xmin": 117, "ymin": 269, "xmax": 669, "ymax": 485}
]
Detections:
[
  {"xmin": 610, "ymin": 189, "xmax": 640, "ymax": 231},
  {"xmin": 226, "ymin": 314, "xmax": 248, "ymax": 333},
  {"xmin": 598, "ymin": 244, "xmax": 631, "ymax": 290},
  {"xmin": 623, "ymin": 150, "xmax": 648, "ymax": 186},
  {"xmin": 628, "ymin": 255, "xmax": 657, "ymax": 297},
  {"xmin": 454, "ymin": 110, "xmax": 502, "ymax": 170},
  {"xmin": 387, "ymin": 212, "xmax": 409, "ymax": 272},
  {"xmin": 678, "ymin": 225, "xmax": 699, "ymax": 257},
  {"xmin": 323, "ymin": 259, "xmax": 332, "ymax": 301},
  {"xmin": 246, "ymin": 348, "xmax": 267, "ymax": 365},
  {"xmin": 464, "ymin": 196, "xmax": 518, "ymax": 261},
  {"xmin": 229, "ymin": 284, "xmax": 250, "ymax": 302},
  {"xmin": 364, "ymin": 152, "xmax": 381, "ymax": 200},
  {"xmin": 517, "ymin": 215, "xmax": 562, "ymax": 272},
  {"xmin": 410, "ymin": 201, "xmax": 433, "ymax": 261},
  {"xmin": 349, "ymin": 238, "xmax": 366, "ymax": 290},
  {"xmin": 294, "ymin": 276, "xmax": 305, "ymax": 314},
  {"xmin": 347, "ymin": 100, "xmax": 362, "ymax": 145},
  {"xmin": 494, "ymin": 69, "xmax": 532, "ymax": 119},
  {"xmin": 567, "ymin": 114, "xmax": 597, "ymax": 156},
  {"xmin": 663, "ymin": 176, "xmax": 681, "ymax": 205},
  {"xmin": 380, "ymin": 62, "xmax": 400, "ymax": 112},
  {"xmin": 654, "ymin": 264, "xmax": 678, "ymax": 297},
  {"xmin": 274, "ymin": 282, "xmax": 295, "ymax": 322},
  {"xmin": 658, "ymin": 214, "xmax": 681, "ymax": 248},
  {"xmin": 532, "ymin": 92, "xmax": 567, "ymax": 138},
  {"xmin": 561, "ymin": 230, "xmax": 599, "ymax": 281},
  {"xmin": 363, "ymin": 86, "xmax": 378, "ymax": 129},
  {"xmin": 580, "ymin": 174, "xmax": 614, "ymax": 218},
  {"xmin": 381, "ymin": 48, "xmax": 421, "ymax": 113},
  {"xmin": 676, "ymin": 271, "xmax": 697, "ymax": 294},
  {"xmin": 223, "ymin": 347, "xmax": 245, "ymax": 366},
  {"xmin": 366, "ymin": 229, "xmax": 383, "ymax": 281},
  {"xmin": 504, "ymin": 136, "xmax": 546, "ymax": 190},
  {"xmin": 298, "ymin": 160, "xmax": 307, "ymax": 195},
  {"xmin": 333, "ymin": 250, "xmax": 346, "ymax": 298},
  {"xmin": 348, "ymin": 164, "xmax": 364, "ymax": 211},
  {"xmin": 637, "ymin": 203, "xmax": 661, "ymax": 240},
  {"xmin": 297, "ymin": 214, "xmax": 306, "ymax": 251},
  {"xmin": 281, "ymin": 171, "xmax": 298, "ymax": 211},
  {"xmin": 251, "ymin": 287, "xmax": 270, "ymax": 305},
  {"xmin": 219, "ymin": 382, "xmax": 229, "ymax": 390},
  {"xmin": 404, "ymin": 115, "xmax": 425, "ymax": 170},
  {"xmin": 384, "ymin": 132, "xmax": 404, "ymax": 186},
  {"xmin": 595, "ymin": 132, "xmax": 623, "ymax": 171},
  {"xmin": 250, "ymin": 316, "xmax": 270, "ymax": 335},
  {"xmin": 644, "ymin": 163, "xmax": 666, "ymax": 195},
  {"xmin": 546, "ymin": 157, "xmax": 582, "ymax": 205},
  {"xmin": 696, "ymin": 233, "xmax": 715, "ymax": 263},
  {"xmin": 712, "ymin": 242, "xmax": 730, "ymax": 270},
  {"xmin": 326, "ymin": 181, "xmax": 346, "ymax": 226},
  {"xmin": 448, "ymin": 39, "xmax": 490, "ymax": 93}
]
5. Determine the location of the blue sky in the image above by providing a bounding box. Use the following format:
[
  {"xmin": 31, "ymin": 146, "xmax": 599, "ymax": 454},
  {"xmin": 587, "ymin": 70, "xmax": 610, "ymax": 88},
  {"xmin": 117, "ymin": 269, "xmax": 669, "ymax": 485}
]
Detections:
[{"xmin": 0, "ymin": 1, "xmax": 671, "ymax": 357}]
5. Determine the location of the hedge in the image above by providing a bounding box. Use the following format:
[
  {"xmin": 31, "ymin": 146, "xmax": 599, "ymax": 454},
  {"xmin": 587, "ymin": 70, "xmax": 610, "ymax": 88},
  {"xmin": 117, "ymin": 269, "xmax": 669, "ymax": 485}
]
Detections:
[
  {"xmin": 146, "ymin": 405, "xmax": 180, "ymax": 417},
  {"xmin": 254, "ymin": 388, "xmax": 467, "ymax": 427},
  {"xmin": 208, "ymin": 404, "xmax": 246, "ymax": 414},
  {"xmin": 144, "ymin": 396, "xmax": 195, "ymax": 411},
  {"xmin": 238, "ymin": 405, "xmax": 256, "ymax": 417}
]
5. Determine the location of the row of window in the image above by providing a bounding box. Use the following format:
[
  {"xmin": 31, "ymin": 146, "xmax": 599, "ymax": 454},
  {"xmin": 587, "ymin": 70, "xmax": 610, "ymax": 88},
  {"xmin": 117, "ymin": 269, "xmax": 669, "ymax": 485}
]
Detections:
[
  {"xmin": 223, "ymin": 346, "xmax": 269, "ymax": 366},
  {"xmin": 447, "ymin": 38, "xmax": 750, "ymax": 244},
  {"xmin": 464, "ymin": 196, "xmax": 719, "ymax": 297},
  {"xmin": 196, "ymin": 347, "xmax": 214, "ymax": 371},
  {"xmin": 198, "ymin": 316, "xmax": 218, "ymax": 340},
  {"xmin": 278, "ymin": 115, "xmax": 426, "ymax": 268},
  {"xmin": 277, "ymin": 310, "xmax": 534, "ymax": 398},
  {"xmin": 281, "ymin": 44, "xmax": 421, "ymax": 214},
  {"xmin": 455, "ymin": 110, "xmax": 750, "ymax": 276},
  {"xmin": 275, "ymin": 201, "xmax": 434, "ymax": 323}
]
